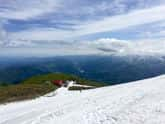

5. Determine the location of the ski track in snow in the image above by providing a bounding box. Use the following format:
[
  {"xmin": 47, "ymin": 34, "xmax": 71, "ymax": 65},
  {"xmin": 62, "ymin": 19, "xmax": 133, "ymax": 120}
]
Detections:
[{"xmin": 1, "ymin": 75, "xmax": 165, "ymax": 124}]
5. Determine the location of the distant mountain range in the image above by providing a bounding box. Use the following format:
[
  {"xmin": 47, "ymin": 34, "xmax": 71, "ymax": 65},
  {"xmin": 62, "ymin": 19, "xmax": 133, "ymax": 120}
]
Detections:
[{"xmin": 0, "ymin": 55, "xmax": 165, "ymax": 85}]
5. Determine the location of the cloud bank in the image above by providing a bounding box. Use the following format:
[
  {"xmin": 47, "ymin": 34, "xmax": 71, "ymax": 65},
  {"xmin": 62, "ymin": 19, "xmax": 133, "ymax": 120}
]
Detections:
[
  {"xmin": 0, "ymin": 0, "xmax": 61, "ymax": 20},
  {"xmin": 87, "ymin": 38, "xmax": 165, "ymax": 56},
  {"xmin": 3, "ymin": 5, "xmax": 164, "ymax": 43},
  {"xmin": 0, "ymin": 0, "xmax": 165, "ymax": 57},
  {"xmin": 76, "ymin": 5, "xmax": 165, "ymax": 36},
  {"xmin": 1, "ymin": 38, "xmax": 165, "ymax": 56}
]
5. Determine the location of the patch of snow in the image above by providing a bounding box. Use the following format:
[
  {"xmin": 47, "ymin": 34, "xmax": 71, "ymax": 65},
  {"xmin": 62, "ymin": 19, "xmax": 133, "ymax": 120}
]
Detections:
[
  {"xmin": 71, "ymin": 84, "xmax": 94, "ymax": 88},
  {"xmin": 66, "ymin": 81, "xmax": 76, "ymax": 87},
  {"xmin": 1, "ymin": 75, "xmax": 165, "ymax": 124}
]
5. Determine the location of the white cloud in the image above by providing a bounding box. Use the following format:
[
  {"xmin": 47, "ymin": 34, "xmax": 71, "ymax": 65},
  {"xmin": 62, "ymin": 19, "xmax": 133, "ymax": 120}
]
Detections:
[
  {"xmin": 4, "ymin": 40, "xmax": 36, "ymax": 47},
  {"xmin": 155, "ymin": 30, "xmax": 165, "ymax": 37},
  {"xmin": 0, "ymin": 0, "xmax": 61, "ymax": 20},
  {"xmin": 1, "ymin": 1, "xmax": 165, "ymax": 57},
  {"xmin": 0, "ymin": 23, "xmax": 8, "ymax": 46},
  {"xmin": 75, "ymin": 5, "xmax": 165, "ymax": 36},
  {"xmin": 7, "ymin": 5, "xmax": 165, "ymax": 42},
  {"xmin": 1, "ymin": 3, "xmax": 165, "ymax": 57},
  {"xmin": 1, "ymin": 38, "xmax": 165, "ymax": 56},
  {"xmin": 86, "ymin": 38, "xmax": 165, "ymax": 56},
  {"xmin": 10, "ymin": 28, "xmax": 73, "ymax": 41},
  {"xmin": 139, "ymin": 30, "xmax": 165, "ymax": 39}
]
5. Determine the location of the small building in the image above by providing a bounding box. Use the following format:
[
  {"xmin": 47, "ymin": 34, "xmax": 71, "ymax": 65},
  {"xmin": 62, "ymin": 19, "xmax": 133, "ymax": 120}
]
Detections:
[{"xmin": 52, "ymin": 80, "xmax": 64, "ymax": 87}]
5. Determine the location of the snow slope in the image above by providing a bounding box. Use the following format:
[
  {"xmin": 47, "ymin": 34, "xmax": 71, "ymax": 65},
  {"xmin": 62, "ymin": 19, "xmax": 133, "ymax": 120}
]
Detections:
[{"xmin": 1, "ymin": 75, "xmax": 165, "ymax": 124}]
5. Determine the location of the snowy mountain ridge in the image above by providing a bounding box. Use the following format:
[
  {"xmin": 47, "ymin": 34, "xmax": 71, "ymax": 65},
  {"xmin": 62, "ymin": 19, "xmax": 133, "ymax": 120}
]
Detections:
[{"xmin": 1, "ymin": 75, "xmax": 165, "ymax": 124}]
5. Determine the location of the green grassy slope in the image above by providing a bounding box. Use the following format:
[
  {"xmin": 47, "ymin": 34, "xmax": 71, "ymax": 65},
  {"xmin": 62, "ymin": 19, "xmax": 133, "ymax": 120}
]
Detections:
[
  {"xmin": 0, "ymin": 73, "xmax": 107, "ymax": 104},
  {"xmin": 23, "ymin": 73, "xmax": 107, "ymax": 87},
  {"xmin": 0, "ymin": 81, "xmax": 56, "ymax": 104}
]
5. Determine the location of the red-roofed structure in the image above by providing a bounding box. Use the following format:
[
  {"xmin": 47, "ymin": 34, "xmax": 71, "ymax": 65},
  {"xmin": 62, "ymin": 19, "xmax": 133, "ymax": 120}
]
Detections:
[{"xmin": 52, "ymin": 80, "xmax": 64, "ymax": 87}]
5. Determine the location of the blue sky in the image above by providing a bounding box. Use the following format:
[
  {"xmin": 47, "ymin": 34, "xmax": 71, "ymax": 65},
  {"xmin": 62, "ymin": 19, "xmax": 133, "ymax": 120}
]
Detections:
[{"xmin": 0, "ymin": 0, "xmax": 165, "ymax": 56}]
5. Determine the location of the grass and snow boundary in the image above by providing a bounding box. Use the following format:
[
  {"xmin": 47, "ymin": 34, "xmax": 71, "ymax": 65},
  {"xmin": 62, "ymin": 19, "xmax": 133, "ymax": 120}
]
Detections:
[
  {"xmin": 1, "ymin": 75, "xmax": 165, "ymax": 124},
  {"xmin": 0, "ymin": 73, "xmax": 106, "ymax": 104}
]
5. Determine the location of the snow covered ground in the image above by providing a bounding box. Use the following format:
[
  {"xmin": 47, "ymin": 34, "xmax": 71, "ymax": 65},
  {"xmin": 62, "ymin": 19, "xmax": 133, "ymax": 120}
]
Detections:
[{"xmin": 1, "ymin": 75, "xmax": 165, "ymax": 124}]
